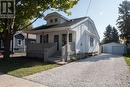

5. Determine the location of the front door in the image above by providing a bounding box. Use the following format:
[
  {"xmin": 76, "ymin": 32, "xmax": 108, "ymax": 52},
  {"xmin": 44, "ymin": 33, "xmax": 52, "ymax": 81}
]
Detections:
[{"xmin": 54, "ymin": 35, "xmax": 59, "ymax": 50}]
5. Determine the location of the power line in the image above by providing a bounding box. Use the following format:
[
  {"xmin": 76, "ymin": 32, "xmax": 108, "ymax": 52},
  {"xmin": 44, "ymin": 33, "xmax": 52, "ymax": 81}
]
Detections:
[{"xmin": 86, "ymin": 0, "xmax": 92, "ymax": 16}]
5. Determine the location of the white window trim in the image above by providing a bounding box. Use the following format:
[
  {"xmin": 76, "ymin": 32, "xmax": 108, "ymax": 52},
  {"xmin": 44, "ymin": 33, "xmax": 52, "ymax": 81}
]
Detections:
[{"xmin": 90, "ymin": 37, "xmax": 94, "ymax": 47}]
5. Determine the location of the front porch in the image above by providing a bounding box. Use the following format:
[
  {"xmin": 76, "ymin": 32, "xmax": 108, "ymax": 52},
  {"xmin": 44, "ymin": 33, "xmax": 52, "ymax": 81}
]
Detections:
[{"xmin": 26, "ymin": 29, "xmax": 76, "ymax": 62}]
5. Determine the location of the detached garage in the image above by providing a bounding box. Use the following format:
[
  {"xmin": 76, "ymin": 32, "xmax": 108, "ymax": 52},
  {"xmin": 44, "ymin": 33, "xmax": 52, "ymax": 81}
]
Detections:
[{"xmin": 102, "ymin": 42, "xmax": 126, "ymax": 55}]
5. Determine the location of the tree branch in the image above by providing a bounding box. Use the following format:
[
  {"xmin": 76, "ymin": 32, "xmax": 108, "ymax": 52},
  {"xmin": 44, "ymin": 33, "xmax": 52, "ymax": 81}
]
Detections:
[{"xmin": 19, "ymin": 17, "xmax": 39, "ymax": 30}]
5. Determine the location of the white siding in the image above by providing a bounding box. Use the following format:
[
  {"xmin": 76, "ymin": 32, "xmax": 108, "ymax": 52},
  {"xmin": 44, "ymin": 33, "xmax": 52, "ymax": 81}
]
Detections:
[
  {"xmin": 74, "ymin": 20, "xmax": 100, "ymax": 53},
  {"xmin": 46, "ymin": 15, "xmax": 67, "ymax": 25}
]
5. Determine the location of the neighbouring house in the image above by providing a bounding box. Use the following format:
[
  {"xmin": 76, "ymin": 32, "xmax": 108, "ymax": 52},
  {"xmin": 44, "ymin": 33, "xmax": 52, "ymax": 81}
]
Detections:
[
  {"xmin": 102, "ymin": 42, "xmax": 126, "ymax": 55},
  {"xmin": 26, "ymin": 12, "xmax": 100, "ymax": 62},
  {"xmin": 0, "ymin": 31, "xmax": 36, "ymax": 53}
]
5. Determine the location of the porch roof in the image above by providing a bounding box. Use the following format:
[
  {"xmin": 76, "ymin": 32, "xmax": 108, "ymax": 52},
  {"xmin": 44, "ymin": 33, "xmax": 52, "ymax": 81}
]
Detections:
[{"xmin": 26, "ymin": 17, "xmax": 87, "ymax": 34}]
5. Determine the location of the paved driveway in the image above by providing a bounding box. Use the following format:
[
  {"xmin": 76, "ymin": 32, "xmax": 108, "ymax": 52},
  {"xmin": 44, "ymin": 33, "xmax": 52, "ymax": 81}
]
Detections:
[{"xmin": 25, "ymin": 54, "xmax": 130, "ymax": 87}]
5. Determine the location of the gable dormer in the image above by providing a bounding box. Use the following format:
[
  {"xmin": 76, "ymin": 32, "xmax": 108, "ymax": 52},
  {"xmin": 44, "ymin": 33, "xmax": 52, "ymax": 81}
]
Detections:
[{"xmin": 44, "ymin": 12, "xmax": 69, "ymax": 25}]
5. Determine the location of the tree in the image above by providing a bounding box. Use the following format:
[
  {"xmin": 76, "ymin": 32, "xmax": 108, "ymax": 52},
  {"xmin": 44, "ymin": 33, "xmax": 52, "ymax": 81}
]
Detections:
[
  {"xmin": 0, "ymin": 0, "xmax": 79, "ymax": 59},
  {"xmin": 102, "ymin": 25, "xmax": 112, "ymax": 44},
  {"xmin": 111, "ymin": 27, "xmax": 119, "ymax": 42},
  {"xmin": 117, "ymin": 0, "xmax": 130, "ymax": 45},
  {"xmin": 102, "ymin": 25, "xmax": 119, "ymax": 44}
]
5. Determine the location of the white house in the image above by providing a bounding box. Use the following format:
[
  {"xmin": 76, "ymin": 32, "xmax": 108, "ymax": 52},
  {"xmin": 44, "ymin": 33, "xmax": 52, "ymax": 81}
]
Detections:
[{"xmin": 26, "ymin": 12, "xmax": 100, "ymax": 62}]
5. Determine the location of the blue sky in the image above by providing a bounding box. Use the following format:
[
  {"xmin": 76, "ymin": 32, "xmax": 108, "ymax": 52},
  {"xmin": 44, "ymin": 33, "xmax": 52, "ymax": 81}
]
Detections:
[{"xmin": 33, "ymin": 0, "xmax": 124, "ymax": 41}]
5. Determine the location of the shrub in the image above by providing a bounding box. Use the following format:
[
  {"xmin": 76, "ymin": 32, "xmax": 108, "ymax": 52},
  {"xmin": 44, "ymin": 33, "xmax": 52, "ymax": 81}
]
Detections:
[{"xmin": 126, "ymin": 46, "xmax": 130, "ymax": 56}]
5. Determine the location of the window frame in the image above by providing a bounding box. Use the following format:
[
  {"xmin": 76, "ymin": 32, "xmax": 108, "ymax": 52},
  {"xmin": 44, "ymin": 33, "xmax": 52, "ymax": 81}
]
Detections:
[
  {"xmin": 90, "ymin": 37, "xmax": 94, "ymax": 47},
  {"xmin": 69, "ymin": 33, "xmax": 72, "ymax": 42},
  {"xmin": 50, "ymin": 19, "xmax": 53, "ymax": 23},
  {"xmin": 40, "ymin": 35, "xmax": 42, "ymax": 43},
  {"xmin": 55, "ymin": 18, "xmax": 58, "ymax": 22},
  {"xmin": 44, "ymin": 34, "xmax": 49, "ymax": 43}
]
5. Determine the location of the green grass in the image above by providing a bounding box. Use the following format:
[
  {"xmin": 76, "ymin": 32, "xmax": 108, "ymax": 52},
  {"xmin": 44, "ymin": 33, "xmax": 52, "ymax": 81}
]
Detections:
[
  {"xmin": 125, "ymin": 56, "xmax": 130, "ymax": 68},
  {"xmin": 0, "ymin": 57, "xmax": 59, "ymax": 77}
]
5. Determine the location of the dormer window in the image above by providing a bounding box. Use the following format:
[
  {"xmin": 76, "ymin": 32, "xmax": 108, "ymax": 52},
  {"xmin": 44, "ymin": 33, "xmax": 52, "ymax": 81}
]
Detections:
[
  {"xmin": 55, "ymin": 18, "xmax": 58, "ymax": 22},
  {"xmin": 50, "ymin": 19, "xmax": 53, "ymax": 23}
]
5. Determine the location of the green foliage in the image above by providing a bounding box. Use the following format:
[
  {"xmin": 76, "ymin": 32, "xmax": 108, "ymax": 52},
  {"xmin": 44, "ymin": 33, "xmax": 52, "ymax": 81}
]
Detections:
[
  {"xmin": 126, "ymin": 46, "xmax": 130, "ymax": 56},
  {"xmin": 117, "ymin": 1, "xmax": 130, "ymax": 44},
  {"xmin": 102, "ymin": 25, "xmax": 119, "ymax": 44},
  {"xmin": 125, "ymin": 56, "xmax": 130, "ymax": 68},
  {"xmin": 0, "ymin": 0, "xmax": 79, "ymax": 33}
]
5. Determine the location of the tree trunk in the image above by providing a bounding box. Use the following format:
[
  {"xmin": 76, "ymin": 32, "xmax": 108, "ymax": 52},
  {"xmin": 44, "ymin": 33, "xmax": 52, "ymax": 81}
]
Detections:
[
  {"xmin": 3, "ymin": 39, "xmax": 11, "ymax": 59},
  {"xmin": 3, "ymin": 29, "xmax": 11, "ymax": 59}
]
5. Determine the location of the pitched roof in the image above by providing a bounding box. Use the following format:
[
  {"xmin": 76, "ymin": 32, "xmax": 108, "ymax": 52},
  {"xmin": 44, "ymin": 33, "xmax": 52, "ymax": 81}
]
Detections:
[{"xmin": 32, "ymin": 17, "xmax": 87, "ymax": 31}]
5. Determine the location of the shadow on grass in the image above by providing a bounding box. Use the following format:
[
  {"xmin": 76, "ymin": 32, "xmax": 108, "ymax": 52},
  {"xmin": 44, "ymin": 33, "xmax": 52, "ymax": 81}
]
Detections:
[{"xmin": 0, "ymin": 56, "xmax": 51, "ymax": 74}]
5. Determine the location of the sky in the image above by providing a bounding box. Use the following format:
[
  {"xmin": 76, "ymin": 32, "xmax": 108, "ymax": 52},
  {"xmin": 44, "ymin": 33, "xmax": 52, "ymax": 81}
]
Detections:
[{"xmin": 33, "ymin": 0, "xmax": 124, "ymax": 41}]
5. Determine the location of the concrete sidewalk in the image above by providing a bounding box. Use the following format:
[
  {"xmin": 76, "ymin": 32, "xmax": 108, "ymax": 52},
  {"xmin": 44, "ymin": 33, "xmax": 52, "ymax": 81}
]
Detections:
[{"xmin": 0, "ymin": 74, "xmax": 48, "ymax": 87}]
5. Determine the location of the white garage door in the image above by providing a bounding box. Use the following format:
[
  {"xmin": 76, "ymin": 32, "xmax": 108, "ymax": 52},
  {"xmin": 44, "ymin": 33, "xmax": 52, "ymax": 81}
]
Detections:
[{"xmin": 112, "ymin": 46, "xmax": 124, "ymax": 55}]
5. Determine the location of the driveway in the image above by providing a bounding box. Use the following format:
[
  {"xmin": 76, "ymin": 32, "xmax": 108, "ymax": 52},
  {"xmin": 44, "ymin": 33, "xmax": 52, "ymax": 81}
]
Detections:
[{"xmin": 25, "ymin": 54, "xmax": 130, "ymax": 87}]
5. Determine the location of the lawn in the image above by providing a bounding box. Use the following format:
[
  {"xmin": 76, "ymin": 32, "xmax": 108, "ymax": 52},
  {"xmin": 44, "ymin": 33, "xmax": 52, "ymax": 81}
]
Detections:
[
  {"xmin": 0, "ymin": 57, "xmax": 60, "ymax": 77},
  {"xmin": 125, "ymin": 56, "xmax": 130, "ymax": 68}
]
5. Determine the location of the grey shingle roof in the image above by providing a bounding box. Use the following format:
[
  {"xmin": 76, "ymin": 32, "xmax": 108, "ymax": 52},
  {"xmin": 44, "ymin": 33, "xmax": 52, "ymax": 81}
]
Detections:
[{"xmin": 33, "ymin": 17, "xmax": 87, "ymax": 30}]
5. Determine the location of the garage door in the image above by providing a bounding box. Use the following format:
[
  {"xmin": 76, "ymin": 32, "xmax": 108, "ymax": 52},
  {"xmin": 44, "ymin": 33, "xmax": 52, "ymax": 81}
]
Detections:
[{"xmin": 112, "ymin": 46, "xmax": 124, "ymax": 55}]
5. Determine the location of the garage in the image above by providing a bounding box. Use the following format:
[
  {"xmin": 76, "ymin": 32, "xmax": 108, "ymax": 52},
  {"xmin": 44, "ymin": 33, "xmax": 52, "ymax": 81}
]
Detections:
[{"xmin": 102, "ymin": 42, "xmax": 126, "ymax": 55}]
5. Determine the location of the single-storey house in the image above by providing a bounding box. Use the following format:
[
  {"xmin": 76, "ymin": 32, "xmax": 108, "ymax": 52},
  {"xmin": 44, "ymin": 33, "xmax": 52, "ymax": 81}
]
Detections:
[
  {"xmin": 26, "ymin": 12, "xmax": 100, "ymax": 62},
  {"xmin": 102, "ymin": 42, "xmax": 126, "ymax": 55}
]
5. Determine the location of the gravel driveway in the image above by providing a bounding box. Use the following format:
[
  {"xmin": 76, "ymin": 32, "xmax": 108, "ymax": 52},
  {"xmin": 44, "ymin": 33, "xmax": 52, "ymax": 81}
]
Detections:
[{"xmin": 25, "ymin": 54, "xmax": 130, "ymax": 87}]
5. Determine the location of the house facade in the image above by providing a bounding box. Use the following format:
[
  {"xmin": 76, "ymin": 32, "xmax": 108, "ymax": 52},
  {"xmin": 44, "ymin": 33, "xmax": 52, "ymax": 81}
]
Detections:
[
  {"xmin": 0, "ymin": 31, "xmax": 36, "ymax": 53},
  {"xmin": 26, "ymin": 12, "xmax": 100, "ymax": 62}
]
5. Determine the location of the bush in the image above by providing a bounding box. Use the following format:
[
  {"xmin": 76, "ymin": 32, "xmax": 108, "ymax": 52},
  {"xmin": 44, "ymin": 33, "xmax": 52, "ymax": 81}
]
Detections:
[{"xmin": 126, "ymin": 46, "xmax": 130, "ymax": 56}]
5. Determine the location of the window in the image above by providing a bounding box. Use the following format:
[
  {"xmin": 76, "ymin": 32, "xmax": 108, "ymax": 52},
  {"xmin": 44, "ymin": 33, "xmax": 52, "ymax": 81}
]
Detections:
[
  {"xmin": 44, "ymin": 34, "xmax": 49, "ymax": 43},
  {"xmin": 50, "ymin": 19, "xmax": 53, "ymax": 23},
  {"xmin": 62, "ymin": 34, "xmax": 67, "ymax": 46},
  {"xmin": 62, "ymin": 33, "xmax": 72, "ymax": 46},
  {"xmin": 55, "ymin": 18, "xmax": 58, "ymax": 22},
  {"xmin": 40, "ymin": 35, "xmax": 42, "ymax": 43},
  {"xmin": 0, "ymin": 40, "xmax": 4, "ymax": 48},
  {"xmin": 69, "ymin": 33, "xmax": 72, "ymax": 42},
  {"xmin": 90, "ymin": 37, "xmax": 94, "ymax": 47},
  {"xmin": 17, "ymin": 39, "xmax": 22, "ymax": 46}
]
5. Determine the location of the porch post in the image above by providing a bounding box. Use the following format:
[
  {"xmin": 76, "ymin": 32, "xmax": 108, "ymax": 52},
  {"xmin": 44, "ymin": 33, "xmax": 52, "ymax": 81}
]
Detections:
[
  {"xmin": 42, "ymin": 32, "xmax": 47, "ymax": 62},
  {"xmin": 66, "ymin": 28, "xmax": 70, "ymax": 61}
]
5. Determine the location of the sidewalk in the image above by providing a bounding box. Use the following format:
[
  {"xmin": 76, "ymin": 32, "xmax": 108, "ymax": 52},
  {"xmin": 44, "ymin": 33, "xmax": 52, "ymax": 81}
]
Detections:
[{"xmin": 0, "ymin": 74, "xmax": 48, "ymax": 87}]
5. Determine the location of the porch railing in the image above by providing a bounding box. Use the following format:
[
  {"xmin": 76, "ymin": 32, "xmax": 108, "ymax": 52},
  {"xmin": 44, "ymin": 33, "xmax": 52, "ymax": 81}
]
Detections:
[
  {"xmin": 61, "ymin": 42, "xmax": 75, "ymax": 61},
  {"xmin": 27, "ymin": 43, "xmax": 57, "ymax": 62}
]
